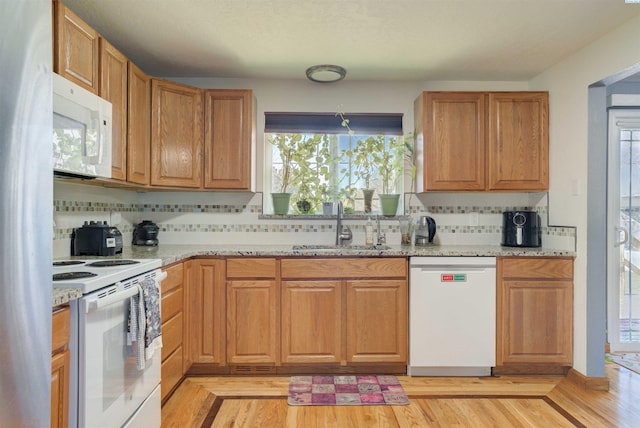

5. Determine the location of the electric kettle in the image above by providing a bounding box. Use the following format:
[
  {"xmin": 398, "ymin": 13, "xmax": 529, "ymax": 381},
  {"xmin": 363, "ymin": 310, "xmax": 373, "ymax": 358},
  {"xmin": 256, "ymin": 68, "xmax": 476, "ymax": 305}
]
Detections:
[{"xmin": 415, "ymin": 216, "xmax": 436, "ymax": 246}]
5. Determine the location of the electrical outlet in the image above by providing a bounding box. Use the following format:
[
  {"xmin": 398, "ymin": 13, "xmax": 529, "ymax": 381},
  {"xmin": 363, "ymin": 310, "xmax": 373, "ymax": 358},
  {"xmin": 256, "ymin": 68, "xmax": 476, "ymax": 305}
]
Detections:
[{"xmin": 469, "ymin": 212, "xmax": 479, "ymax": 226}]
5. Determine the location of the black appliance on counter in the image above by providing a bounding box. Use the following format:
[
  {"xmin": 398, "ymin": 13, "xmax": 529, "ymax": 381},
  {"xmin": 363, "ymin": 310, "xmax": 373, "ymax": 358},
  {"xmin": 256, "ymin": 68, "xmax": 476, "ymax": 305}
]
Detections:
[
  {"xmin": 501, "ymin": 211, "xmax": 541, "ymax": 248},
  {"xmin": 71, "ymin": 221, "xmax": 123, "ymax": 256},
  {"xmin": 133, "ymin": 220, "xmax": 160, "ymax": 246}
]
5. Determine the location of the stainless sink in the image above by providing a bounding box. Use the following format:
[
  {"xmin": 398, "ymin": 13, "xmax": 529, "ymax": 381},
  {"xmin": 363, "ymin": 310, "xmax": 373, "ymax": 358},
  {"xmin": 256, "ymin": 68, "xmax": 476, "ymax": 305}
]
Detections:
[{"xmin": 292, "ymin": 244, "xmax": 392, "ymax": 251}]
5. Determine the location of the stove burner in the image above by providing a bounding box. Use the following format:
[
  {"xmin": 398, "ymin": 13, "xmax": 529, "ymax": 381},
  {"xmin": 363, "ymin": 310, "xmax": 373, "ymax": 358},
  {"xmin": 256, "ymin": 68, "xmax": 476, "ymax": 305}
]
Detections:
[
  {"xmin": 53, "ymin": 272, "xmax": 98, "ymax": 281},
  {"xmin": 53, "ymin": 260, "xmax": 85, "ymax": 267},
  {"xmin": 86, "ymin": 260, "xmax": 140, "ymax": 267}
]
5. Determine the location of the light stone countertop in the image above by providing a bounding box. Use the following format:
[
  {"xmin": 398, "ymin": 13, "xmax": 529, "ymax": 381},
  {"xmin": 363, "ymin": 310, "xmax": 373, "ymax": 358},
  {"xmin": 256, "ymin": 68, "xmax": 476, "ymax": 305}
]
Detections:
[
  {"xmin": 53, "ymin": 287, "xmax": 83, "ymax": 307},
  {"xmin": 104, "ymin": 244, "xmax": 576, "ymax": 267},
  {"xmin": 53, "ymin": 244, "xmax": 574, "ymax": 305}
]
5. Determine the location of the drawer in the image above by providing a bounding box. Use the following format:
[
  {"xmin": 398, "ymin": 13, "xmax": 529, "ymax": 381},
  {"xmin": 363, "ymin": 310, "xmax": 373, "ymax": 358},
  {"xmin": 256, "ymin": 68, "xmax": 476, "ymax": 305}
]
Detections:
[
  {"xmin": 227, "ymin": 258, "xmax": 277, "ymax": 278},
  {"xmin": 161, "ymin": 346, "xmax": 183, "ymax": 401},
  {"xmin": 161, "ymin": 287, "xmax": 183, "ymax": 323},
  {"xmin": 500, "ymin": 257, "xmax": 573, "ymax": 280},
  {"xmin": 162, "ymin": 263, "xmax": 183, "ymax": 294},
  {"xmin": 281, "ymin": 258, "xmax": 407, "ymax": 279},
  {"xmin": 52, "ymin": 306, "xmax": 70, "ymax": 353},
  {"xmin": 162, "ymin": 312, "xmax": 183, "ymax": 361}
]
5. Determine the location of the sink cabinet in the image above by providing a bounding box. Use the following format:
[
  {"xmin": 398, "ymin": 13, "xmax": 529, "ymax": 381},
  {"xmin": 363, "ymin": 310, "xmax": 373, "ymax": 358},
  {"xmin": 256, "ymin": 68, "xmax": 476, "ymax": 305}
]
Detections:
[
  {"xmin": 495, "ymin": 257, "xmax": 573, "ymax": 374},
  {"xmin": 280, "ymin": 258, "xmax": 408, "ymax": 369}
]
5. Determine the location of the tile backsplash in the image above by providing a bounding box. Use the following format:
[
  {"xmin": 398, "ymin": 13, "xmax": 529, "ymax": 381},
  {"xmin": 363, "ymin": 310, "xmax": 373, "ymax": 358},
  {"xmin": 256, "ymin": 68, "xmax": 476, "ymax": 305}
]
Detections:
[{"xmin": 53, "ymin": 181, "xmax": 575, "ymax": 257}]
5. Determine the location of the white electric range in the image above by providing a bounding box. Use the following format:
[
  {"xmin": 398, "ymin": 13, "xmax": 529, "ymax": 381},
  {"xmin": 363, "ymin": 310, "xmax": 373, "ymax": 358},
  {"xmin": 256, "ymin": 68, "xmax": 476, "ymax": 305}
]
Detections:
[{"xmin": 53, "ymin": 258, "xmax": 165, "ymax": 428}]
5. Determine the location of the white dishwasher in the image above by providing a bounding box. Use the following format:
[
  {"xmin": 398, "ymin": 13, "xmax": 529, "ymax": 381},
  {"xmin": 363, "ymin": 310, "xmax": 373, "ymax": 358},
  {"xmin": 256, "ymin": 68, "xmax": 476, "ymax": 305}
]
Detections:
[{"xmin": 409, "ymin": 257, "xmax": 496, "ymax": 376}]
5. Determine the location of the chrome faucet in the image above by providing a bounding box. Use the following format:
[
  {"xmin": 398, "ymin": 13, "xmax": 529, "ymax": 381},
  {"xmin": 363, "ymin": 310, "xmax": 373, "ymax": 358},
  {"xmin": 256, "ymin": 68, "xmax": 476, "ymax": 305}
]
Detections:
[
  {"xmin": 335, "ymin": 201, "xmax": 353, "ymax": 246},
  {"xmin": 376, "ymin": 215, "xmax": 386, "ymax": 246}
]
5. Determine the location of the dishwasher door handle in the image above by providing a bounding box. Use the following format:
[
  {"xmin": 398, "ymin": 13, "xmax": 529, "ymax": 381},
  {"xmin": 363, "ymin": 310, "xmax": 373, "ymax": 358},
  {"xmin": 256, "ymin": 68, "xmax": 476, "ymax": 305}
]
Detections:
[{"xmin": 414, "ymin": 265, "xmax": 496, "ymax": 272}]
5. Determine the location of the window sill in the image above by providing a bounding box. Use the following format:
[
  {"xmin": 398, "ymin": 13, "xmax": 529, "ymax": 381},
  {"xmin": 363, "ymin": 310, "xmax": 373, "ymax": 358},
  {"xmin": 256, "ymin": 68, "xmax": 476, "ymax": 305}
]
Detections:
[{"xmin": 259, "ymin": 214, "xmax": 403, "ymax": 220}]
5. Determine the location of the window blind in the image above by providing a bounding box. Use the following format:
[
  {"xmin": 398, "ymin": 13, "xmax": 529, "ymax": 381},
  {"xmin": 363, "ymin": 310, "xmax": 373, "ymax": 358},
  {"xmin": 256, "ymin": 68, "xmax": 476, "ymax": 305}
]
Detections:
[{"xmin": 264, "ymin": 112, "xmax": 403, "ymax": 135}]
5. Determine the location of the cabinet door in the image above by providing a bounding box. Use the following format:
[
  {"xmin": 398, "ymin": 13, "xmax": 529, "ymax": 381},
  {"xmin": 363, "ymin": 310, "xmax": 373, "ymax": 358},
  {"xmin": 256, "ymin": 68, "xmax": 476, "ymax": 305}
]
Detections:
[
  {"xmin": 189, "ymin": 259, "xmax": 226, "ymax": 365},
  {"xmin": 487, "ymin": 92, "xmax": 549, "ymax": 191},
  {"xmin": 227, "ymin": 280, "xmax": 278, "ymax": 364},
  {"xmin": 127, "ymin": 62, "xmax": 151, "ymax": 185},
  {"xmin": 421, "ymin": 92, "xmax": 486, "ymax": 191},
  {"xmin": 497, "ymin": 279, "xmax": 572, "ymax": 364},
  {"xmin": 203, "ymin": 90, "xmax": 254, "ymax": 190},
  {"xmin": 51, "ymin": 349, "xmax": 70, "ymax": 428},
  {"xmin": 496, "ymin": 257, "xmax": 573, "ymax": 367},
  {"xmin": 346, "ymin": 280, "xmax": 408, "ymax": 363},
  {"xmin": 151, "ymin": 79, "xmax": 203, "ymax": 188},
  {"xmin": 99, "ymin": 38, "xmax": 128, "ymax": 181},
  {"xmin": 281, "ymin": 280, "xmax": 342, "ymax": 364},
  {"xmin": 54, "ymin": 2, "xmax": 99, "ymax": 93}
]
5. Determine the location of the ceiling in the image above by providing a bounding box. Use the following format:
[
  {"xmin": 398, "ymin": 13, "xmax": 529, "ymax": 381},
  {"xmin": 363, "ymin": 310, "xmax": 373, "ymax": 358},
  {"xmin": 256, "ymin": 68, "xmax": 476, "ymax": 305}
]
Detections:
[{"xmin": 63, "ymin": 0, "xmax": 640, "ymax": 82}]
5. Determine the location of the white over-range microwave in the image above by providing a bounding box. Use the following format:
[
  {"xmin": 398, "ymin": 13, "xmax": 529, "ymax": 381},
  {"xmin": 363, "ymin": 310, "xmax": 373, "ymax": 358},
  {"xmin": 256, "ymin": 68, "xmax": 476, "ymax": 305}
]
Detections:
[{"xmin": 53, "ymin": 73, "xmax": 112, "ymax": 179}]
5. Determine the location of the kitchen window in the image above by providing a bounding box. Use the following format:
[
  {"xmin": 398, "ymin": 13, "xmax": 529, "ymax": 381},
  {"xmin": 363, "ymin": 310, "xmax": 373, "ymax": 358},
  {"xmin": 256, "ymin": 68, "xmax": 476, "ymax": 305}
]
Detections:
[{"xmin": 264, "ymin": 112, "xmax": 405, "ymax": 215}]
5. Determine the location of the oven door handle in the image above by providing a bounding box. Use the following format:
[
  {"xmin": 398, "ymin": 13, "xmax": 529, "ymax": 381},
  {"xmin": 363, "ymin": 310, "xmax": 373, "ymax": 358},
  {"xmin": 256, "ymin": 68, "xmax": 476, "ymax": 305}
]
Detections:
[{"xmin": 86, "ymin": 285, "xmax": 139, "ymax": 313}]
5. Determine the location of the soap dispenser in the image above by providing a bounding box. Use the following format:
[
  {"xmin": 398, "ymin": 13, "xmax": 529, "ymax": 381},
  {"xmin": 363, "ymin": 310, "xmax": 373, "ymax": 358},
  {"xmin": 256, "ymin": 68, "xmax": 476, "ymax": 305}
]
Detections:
[{"xmin": 365, "ymin": 217, "xmax": 374, "ymax": 245}]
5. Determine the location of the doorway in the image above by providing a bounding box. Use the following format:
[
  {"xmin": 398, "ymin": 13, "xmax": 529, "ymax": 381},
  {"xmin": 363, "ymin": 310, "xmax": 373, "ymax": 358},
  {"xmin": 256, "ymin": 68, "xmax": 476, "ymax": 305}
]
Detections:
[{"xmin": 608, "ymin": 108, "xmax": 640, "ymax": 352}]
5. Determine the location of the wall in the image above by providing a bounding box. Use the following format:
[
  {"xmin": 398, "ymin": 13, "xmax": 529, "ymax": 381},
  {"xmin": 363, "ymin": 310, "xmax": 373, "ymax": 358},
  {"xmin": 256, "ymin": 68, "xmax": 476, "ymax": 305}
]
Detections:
[{"xmin": 529, "ymin": 12, "xmax": 640, "ymax": 376}]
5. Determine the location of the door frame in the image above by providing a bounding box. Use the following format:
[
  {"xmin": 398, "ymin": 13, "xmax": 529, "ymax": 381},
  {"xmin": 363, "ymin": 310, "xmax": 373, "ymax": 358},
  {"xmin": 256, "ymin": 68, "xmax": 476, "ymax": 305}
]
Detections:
[{"xmin": 607, "ymin": 107, "xmax": 640, "ymax": 352}]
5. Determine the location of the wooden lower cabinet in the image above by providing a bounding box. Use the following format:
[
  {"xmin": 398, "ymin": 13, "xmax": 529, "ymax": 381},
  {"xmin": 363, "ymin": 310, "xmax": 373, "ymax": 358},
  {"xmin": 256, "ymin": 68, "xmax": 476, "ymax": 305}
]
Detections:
[
  {"xmin": 187, "ymin": 259, "xmax": 226, "ymax": 369},
  {"xmin": 346, "ymin": 279, "xmax": 407, "ymax": 363},
  {"xmin": 495, "ymin": 257, "xmax": 573, "ymax": 374},
  {"xmin": 280, "ymin": 258, "xmax": 408, "ymax": 370},
  {"xmin": 281, "ymin": 280, "xmax": 342, "ymax": 364},
  {"xmin": 160, "ymin": 262, "xmax": 186, "ymax": 401},
  {"xmin": 51, "ymin": 306, "xmax": 70, "ymax": 428},
  {"xmin": 226, "ymin": 258, "xmax": 278, "ymax": 372}
]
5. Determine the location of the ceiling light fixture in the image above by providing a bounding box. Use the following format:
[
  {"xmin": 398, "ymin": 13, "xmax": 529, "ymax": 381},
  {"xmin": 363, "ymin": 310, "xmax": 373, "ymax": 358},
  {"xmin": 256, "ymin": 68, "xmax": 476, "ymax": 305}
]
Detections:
[{"xmin": 305, "ymin": 65, "xmax": 347, "ymax": 83}]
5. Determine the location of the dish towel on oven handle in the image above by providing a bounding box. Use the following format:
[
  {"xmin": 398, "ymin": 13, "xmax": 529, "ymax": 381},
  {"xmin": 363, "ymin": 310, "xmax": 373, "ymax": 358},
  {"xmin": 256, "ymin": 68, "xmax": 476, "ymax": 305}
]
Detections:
[{"xmin": 129, "ymin": 274, "xmax": 163, "ymax": 370}]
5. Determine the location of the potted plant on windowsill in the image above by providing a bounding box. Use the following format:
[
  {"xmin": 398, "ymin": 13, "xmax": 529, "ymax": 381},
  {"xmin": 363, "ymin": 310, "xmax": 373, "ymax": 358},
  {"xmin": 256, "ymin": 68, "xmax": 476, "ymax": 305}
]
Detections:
[
  {"xmin": 373, "ymin": 136, "xmax": 403, "ymax": 216},
  {"xmin": 268, "ymin": 134, "xmax": 294, "ymax": 214}
]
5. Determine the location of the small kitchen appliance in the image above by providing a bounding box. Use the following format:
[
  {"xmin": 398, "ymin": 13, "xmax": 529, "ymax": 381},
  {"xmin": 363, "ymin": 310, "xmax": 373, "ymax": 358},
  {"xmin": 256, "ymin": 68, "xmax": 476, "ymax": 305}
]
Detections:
[
  {"xmin": 501, "ymin": 211, "xmax": 542, "ymax": 247},
  {"xmin": 71, "ymin": 221, "xmax": 123, "ymax": 256},
  {"xmin": 133, "ymin": 220, "xmax": 160, "ymax": 246},
  {"xmin": 414, "ymin": 216, "xmax": 436, "ymax": 246},
  {"xmin": 53, "ymin": 73, "xmax": 112, "ymax": 179}
]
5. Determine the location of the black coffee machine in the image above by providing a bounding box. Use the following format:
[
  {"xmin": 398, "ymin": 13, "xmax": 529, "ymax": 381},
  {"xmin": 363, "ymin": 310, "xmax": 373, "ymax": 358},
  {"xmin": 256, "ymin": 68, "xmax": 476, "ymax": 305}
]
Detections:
[
  {"xmin": 502, "ymin": 211, "xmax": 541, "ymax": 247},
  {"xmin": 133, "ymin": 220, "xmax": 160, "ymax": 246}
]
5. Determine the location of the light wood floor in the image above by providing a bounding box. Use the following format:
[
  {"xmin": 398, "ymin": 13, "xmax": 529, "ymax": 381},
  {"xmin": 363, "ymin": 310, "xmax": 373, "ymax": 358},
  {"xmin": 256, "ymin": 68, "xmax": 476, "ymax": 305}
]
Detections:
[{"xmin": 161, "ymin": 362, "xmax": 640, "ymax": 427}]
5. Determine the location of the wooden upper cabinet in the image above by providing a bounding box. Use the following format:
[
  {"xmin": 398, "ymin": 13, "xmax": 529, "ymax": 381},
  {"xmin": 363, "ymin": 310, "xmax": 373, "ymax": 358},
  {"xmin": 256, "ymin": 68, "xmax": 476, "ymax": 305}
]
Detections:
[
  {"xmin": 203, "ymin": 90, "xmax": 255, "ymax": 190},
  {"xmin": 414, "ymin": 91, "xmax": 549, "ymax": 192},
  {"xmin": 417, "ymin": 92, "xmax": 486, "ymax": 191},
  {"xmin": 53, "ymin": 2, "xmax": 99, "ymax": 93},
  {"xmin": 151, "ymin": 79, "xmax": 203, "ymax": 188},
  {"xmin": 99, "ymin": 39, "xmax": 128, "ymax": 181},
  {"xmin": 127, "ymin": 62, "xmax": 151, "ymax": 185},
  {"xmin": 488, "ymin": 92, "xmax": 549, "ymax": 191}
]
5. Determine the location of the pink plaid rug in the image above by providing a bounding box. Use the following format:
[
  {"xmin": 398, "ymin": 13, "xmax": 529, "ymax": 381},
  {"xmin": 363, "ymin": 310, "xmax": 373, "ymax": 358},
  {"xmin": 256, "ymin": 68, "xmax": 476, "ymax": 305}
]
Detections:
[{"xmin": 288, "ymin": 375, "xmax": 410, "ymax": 406}]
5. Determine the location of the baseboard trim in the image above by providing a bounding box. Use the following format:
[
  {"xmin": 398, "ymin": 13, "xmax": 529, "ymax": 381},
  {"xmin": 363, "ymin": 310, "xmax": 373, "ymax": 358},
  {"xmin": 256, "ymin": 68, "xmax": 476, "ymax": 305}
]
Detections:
[{"xmin": 567, "ymin": 368, "xmax": 610, "ymax": 391}]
